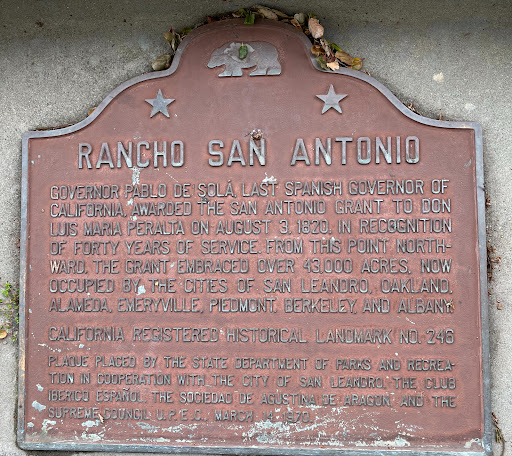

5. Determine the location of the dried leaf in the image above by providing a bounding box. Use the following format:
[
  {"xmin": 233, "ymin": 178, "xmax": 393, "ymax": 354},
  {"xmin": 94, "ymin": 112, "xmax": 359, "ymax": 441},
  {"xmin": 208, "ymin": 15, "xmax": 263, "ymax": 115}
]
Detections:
[
  {"xmin": 294, "ymin": 12, "xmax": 306, "ymax": 25},
  {"xmin": 325, "ymin": 51, "xmax": 336, "ymax": 63},
  {"xmin": 164, "ymin": 29, "xmax": 181, "ymax": 53},
  {"xmin": 351, "ymin": 57, "xmax": 363, "ymax": 71},
  {"xmin": 152, "ymin": 54, "xmax": 171, "ymax": 71},
  {"xmin": 248, "ymin": 129, "xmax": 263, "ymax": 140},
  {"xmin": 327, "ymin": 60, "xmax": 340, "ymax": 70},
  {"xmin": 317, "ymin": 55, "xmax": 329, "ymax": 71},
  {"xmin": 290, "ymin": 18, "xmax": 302, "ymax": 30},
  {"xmin": 310, "ymin": 45, "xmax": 324, "ymax": 56},
  {"xmin": 319, "ymin": 38, "xmax": 333, "ymax": 58},
  {"xmin": 239, "ymin": 44, "xmax": 248, "ymax": 60},
  {"xmin": 0, "ymin": 329, "xmax": 7, "ymax": 340},
  {"xmin": 270, "ymin": 8, "xmax": 290, "ymax": 19},
  {"xmin": 87, "ymin": 107, "xmax": 96, "ymax": 117},
  {"xmin": 308, "ymin": 17, "xmax": 324, "ymax": 39},
  {"xmin": 406, "ymin": 102, "xmax": 420, "ymax": 114},
  {"xmin": 255, "ymin": 6, "xmax": 278, "ymax": 20},
  {"xmin": 335, "ymin": 50, "xmax": 354, "ymax": 66},
  {"xmin": 244, "ymin": 13, "xmax": 255, "ymax": 25}
]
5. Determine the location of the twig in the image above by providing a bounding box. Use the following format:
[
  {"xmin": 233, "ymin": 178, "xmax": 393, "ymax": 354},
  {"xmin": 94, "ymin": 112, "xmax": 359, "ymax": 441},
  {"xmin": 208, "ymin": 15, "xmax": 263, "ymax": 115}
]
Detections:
[{"xmin": 492, "ymin": 412, "xmax": 505, "ymax": 456}]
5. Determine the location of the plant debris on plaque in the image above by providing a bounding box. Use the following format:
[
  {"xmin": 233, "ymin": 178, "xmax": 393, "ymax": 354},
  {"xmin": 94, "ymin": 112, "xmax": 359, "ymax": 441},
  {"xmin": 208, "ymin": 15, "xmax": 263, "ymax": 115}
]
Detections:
[
  {"xmin": 151, "ymin": 6, "xmax": 363, "ymax": 73},
  {"xmin": 304, "ymin": 14, "xmax": 363, "ymax": 72},
  {"xmin": 246, "ymin": 129, "xmax": 263, "ymax": 140},
  {"xmin": 239, "ymin": 44, "xmax": 249, "ymax": 60}
]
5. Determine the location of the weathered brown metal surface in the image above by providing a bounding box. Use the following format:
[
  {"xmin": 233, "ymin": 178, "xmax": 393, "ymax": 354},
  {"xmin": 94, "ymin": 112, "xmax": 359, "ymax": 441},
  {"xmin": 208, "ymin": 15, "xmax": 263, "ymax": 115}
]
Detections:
[{"xmin": 19, "ymin": 19, "xmax": 489, "ymax": 454}]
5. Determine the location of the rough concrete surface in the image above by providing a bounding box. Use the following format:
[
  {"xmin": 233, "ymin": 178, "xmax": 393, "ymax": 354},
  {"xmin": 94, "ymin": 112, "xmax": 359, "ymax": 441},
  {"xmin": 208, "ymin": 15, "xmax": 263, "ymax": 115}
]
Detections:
[{"xmin": 0, "ymin": 0, "xmax": 510, "ymax": 454}]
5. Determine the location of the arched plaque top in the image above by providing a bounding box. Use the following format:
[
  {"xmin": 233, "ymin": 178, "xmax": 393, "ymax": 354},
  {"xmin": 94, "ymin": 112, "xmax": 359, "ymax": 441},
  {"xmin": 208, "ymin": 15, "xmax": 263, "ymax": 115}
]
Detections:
[{"xmin": 24, "ymin": 19, "xmax": 480, "ymax": 142}]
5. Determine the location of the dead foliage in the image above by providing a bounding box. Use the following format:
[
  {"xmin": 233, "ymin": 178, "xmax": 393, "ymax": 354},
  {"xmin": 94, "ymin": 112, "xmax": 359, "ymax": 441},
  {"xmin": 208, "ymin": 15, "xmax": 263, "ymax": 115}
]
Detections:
[{"xmin": 151, "ymin": 6, "xmax": 363, "ymax": 73}]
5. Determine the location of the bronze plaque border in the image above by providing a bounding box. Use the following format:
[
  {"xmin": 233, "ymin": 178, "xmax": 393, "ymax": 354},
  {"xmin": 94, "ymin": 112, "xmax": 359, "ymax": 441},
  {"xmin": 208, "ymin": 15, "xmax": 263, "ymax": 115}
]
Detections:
[{"xmin": 17, "ymin": 20, "xmax": 491, "ymax": 455}]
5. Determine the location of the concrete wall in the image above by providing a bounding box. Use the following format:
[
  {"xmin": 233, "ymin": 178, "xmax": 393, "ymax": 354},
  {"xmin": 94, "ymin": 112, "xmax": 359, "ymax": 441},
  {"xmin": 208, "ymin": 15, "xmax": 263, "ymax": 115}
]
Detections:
[{"xmin": 0, "ymin": 0, "xmax": 510, "ymax": 454}]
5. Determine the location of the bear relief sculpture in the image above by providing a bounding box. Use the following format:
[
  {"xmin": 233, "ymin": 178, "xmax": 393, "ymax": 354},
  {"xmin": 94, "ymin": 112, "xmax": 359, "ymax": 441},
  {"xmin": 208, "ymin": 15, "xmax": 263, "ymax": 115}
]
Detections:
[{"xmin": 207, "ymin": 42, "xmax": 281, "ymax": 77}]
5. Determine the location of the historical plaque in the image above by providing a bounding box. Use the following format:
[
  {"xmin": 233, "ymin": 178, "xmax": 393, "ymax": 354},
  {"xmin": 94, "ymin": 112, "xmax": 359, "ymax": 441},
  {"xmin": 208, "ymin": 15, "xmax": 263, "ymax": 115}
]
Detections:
[{"xmin": 19, "ymin": 20, "xmax": 490, "ymax": 454}]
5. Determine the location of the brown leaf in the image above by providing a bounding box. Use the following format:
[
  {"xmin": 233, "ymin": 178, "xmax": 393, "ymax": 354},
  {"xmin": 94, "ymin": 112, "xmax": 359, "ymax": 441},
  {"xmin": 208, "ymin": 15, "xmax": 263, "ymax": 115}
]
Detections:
[
  {"xmin": 87, "ymin": 107, "xmax": 96, "ymax": 117},
  {"xmin": 255, "ymin": 6, "xmax": 278, "ymax": 20},
  {"xmin": 325, "ymin": 52, "xmax": 336, "ymax": 63},
  {"xmin": 335, "ymin": 50, "xmax": 354, "ymax": 66},
  {"xmin": 351, "ymin": 57, "xmax": 363, "ymax": 71},
  {"xmin": 319, "ymin": 38, "xmax": 333, "ymax": 58},
  {"xmin": 327, "ymin": 60, "xmax": 340, "ymax": 71},
  {"xmin": 152, "ymin": 54, "xmax": 171, "ymax": 71},
  {"xmin": 406, "ymin": 102, "xmax": 420, "ymax": 114},
  {"xmin": 163, "ymin": 29, "xmax": 180, "ymax": 52},
  {"xmin": 290, "ymin": 18, "xmax": 302, "ymax": 30},
  {"xmin": 308, "ymin": 17, "xmax": 324, "ymax": 39},
  {"xmin": 163, "ymin": 31, "xmax": 172, "ymax": 44},
  {"xmin": 270, "ymin": 8, "xmax": 289, "ymax": 19},
  {"xmin": 0, "ymin": 329, "xmax": 7, "ymax": 340},
  {"xmin": 310, "ymin": 45, "xmax": 324, "ymax": 56}
]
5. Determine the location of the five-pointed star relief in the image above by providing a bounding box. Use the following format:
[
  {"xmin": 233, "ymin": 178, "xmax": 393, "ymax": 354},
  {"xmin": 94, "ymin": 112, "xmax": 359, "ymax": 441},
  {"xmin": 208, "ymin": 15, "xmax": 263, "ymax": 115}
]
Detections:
[
  {"xmin": 316, "ymin": 84, "xmax": 347, "ymax": 114},
  {"xmin": 145, "ymin": 89, "xmax": 175, "ymax": 118}
]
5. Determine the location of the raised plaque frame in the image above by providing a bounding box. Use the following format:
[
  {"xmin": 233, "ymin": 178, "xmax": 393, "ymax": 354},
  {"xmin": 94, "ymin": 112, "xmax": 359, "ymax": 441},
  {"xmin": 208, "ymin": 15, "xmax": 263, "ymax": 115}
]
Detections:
[{"xmin": 18, "ymin": 20, "xmax": 491, "ymax": 455}]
